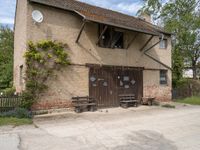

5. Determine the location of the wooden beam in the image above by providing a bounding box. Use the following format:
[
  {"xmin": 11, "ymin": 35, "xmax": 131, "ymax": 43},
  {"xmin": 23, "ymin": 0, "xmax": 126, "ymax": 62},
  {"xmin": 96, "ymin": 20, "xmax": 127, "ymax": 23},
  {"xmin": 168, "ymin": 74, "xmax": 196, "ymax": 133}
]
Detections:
[
  {"xmin": 96, "ymin": 25, "xmax": 108, "ymax": 45},
  {"xmin": 111, "ymin": 32, "xmax": 123, "ymax": 48},
  {"xmin": 76, "ymin": 21, "xmax": 86, "ymax": 43},
  {"xmin": 143, "ymin": 40, "xmax": 161, "ymax": 53},
  {"xmin": 126, "ymin": 33, "xmax": 139, "ymax": 49},
  {"xmin": 139, "ymin": 35, "xmax": 154, "ymax": 51},
  {"xmin": 144, "ymin": 53, "xmax": 172, "ymax": 70},
  {"xmin": 86, "ymin": 63, "xmax": 144, "ymax": 70}
]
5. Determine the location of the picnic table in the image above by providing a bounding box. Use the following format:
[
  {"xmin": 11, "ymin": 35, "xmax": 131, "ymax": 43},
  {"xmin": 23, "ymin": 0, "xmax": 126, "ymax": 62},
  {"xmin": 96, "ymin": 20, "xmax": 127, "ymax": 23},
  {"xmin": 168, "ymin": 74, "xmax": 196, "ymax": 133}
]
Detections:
[
  {"xmin": 119, "ymin": 94, "xmax": 139, "ymax": 108},
  {"xmin": 72, "ymin": 96, "xmax": 97, "ymax": 113}
]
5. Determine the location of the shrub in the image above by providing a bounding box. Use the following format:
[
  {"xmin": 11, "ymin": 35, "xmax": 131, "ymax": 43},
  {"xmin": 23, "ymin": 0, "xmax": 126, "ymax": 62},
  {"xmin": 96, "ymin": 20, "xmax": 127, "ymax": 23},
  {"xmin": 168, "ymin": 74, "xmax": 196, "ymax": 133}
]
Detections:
[
  {"xmin": 22, "ymin": 40, "xmax": 70, "ymax": 109},
  {"xmin": 20, "ymin": 91, "xmax": 35, "ymax": 110},
  {"xmin": 0, "ymin": 87, "xmax": 16, "ymax": 96},
  {"xmin": 0, "ymin": 108, "xmax": 32, "ymax": 118}
]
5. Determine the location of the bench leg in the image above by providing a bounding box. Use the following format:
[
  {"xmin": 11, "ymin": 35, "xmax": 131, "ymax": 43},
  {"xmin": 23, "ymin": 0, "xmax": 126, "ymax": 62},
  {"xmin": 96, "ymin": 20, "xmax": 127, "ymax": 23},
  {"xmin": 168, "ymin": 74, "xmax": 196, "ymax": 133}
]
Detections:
[
  {"xmin": 89, "ymin": 106, "xmax": 96, "ymax": 112},
  {"xmin": 134, "ymin": 102, "xmax": 138, "ymax": 107},
  {"xmin": 141, "ymin": 100, "xmax": 144, "ymax": 105},
  {"xmin": 75, "ymin": 107, "xmax": 81, "ymax": 113},
  {"xmin": 148, "ymin": 100, "xmax": 153, "ymax": 106},
  {"xmin": 121, "ymin": 103, "xmax": 128, "ymax": 108}
]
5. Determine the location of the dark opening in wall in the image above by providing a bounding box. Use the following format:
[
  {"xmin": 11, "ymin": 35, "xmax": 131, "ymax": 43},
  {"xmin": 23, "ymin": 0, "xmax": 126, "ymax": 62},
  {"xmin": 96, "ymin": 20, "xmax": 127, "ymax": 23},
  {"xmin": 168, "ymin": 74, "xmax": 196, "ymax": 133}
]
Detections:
[{"xmin": 98, "ymin": 25, "xmax": 124, "ymax": 49}]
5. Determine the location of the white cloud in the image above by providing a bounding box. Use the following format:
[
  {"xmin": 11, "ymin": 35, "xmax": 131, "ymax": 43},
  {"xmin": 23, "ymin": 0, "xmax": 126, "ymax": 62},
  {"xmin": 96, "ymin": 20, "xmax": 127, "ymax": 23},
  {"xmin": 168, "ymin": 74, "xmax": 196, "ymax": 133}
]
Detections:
[
  {"xmin": 0, "ymin": 0, "xmax": 16, "ymax": 25},
  {"xmin": 0, "ymin": 17, "xmax": 14, "ymax": 24},
  {"xmin": 116, "ymin": 2, "xmax": 143, "ymax": 15},
  {"xmin": 79, "ymin": 0, "xmax": 143, "ymax": 16}
]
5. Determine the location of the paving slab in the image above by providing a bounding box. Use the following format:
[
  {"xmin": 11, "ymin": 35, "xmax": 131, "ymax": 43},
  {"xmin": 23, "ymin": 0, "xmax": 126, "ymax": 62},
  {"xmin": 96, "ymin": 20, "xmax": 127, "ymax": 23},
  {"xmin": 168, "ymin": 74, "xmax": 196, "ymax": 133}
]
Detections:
[{"xmin": 0, "ymin": 134, "xmax": 20, "ymax": 150}]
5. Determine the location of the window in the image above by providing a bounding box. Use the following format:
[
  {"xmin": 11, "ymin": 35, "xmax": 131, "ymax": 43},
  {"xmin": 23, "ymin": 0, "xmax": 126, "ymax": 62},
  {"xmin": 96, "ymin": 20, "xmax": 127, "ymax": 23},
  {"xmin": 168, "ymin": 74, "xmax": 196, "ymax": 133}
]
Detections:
[
  {"xmin": 160, "ymin": 70, "xmax": 167, "ymax": 85},
  {"xmin": 98, "ymin": 25, "xmax": 124, "ymax": 49},
  {"xmin": 159, "ymin": 39, "xmax": 167, "ymax": 49},
  {"xmin": 19, "ymin": 65, "xmax": 23, "ymax": 86}
]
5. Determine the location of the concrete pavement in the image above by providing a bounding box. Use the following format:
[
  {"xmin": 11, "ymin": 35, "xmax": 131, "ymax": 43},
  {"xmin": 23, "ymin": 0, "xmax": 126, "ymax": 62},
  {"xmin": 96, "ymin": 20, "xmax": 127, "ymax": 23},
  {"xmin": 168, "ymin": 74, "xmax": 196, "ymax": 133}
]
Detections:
[
  {"xmin": 0, "ymin": 133, "xmax": 20, "ymax": 150},
  {"xmin": 0, "ymin": 104, "xmax": 200, "ymax": 150}
]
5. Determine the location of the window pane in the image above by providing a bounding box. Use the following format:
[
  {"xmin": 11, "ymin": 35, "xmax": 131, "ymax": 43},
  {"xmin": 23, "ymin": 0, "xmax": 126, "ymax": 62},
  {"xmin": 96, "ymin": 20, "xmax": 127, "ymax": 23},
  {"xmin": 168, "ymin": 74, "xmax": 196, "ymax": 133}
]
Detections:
[
  {"xmin": 159, "ymin": 40, "xmax": 167, "ymax": 49},
  {"xmin": 160, "ymin": 70, "xmax": 167, "ymax": 85}
]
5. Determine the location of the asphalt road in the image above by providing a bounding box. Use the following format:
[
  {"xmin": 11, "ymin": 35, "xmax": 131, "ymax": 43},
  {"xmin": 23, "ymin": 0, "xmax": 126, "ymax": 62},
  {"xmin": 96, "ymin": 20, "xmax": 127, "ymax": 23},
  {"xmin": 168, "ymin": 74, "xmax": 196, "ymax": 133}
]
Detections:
[{"xmin": 0, "ymin": 104, "xmax": 200, "ymax": 150}]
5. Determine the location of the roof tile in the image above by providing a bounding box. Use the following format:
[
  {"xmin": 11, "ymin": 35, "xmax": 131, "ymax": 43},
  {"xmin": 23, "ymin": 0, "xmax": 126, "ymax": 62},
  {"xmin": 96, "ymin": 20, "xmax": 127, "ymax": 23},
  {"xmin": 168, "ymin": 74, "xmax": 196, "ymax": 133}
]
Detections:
[{"xmin": 30, "ymin": 0, "xmax": 168, "ymax": 35}]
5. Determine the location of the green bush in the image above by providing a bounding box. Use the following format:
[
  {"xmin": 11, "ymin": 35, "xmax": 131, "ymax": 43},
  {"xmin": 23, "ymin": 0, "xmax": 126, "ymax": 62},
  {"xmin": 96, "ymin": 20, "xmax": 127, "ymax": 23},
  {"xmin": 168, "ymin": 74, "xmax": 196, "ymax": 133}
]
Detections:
[
  {"xmin": 172, "ymin": 78, "xmax": 188, "ymax": 88},
  {"xmin": 0, "ymin": 87, "xmax": 16, "ymax": 96},
  {"xmin": 20, "ymin": 91, "xmax": 35, "ymax": 110},
  {"xmin": 0, "ymin": 108, "xmax": 32, "ymax": 118}
]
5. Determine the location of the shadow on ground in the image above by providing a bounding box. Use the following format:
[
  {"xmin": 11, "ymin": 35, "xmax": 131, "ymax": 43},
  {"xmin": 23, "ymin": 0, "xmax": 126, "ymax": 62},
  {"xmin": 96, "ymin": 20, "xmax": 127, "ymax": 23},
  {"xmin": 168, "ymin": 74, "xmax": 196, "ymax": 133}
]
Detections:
[{"xmin": 113, "ymin": 130, "xmax": 177, "ymax": 150}]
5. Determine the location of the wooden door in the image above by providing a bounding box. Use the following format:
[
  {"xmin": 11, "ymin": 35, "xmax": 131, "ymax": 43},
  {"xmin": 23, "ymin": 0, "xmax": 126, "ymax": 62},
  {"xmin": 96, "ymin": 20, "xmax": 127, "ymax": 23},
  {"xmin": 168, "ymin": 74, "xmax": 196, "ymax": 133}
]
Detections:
[
  {"xmin": 89, "ymin": 66, "xmax": 143, "ymax": 108},
  {"xmin": 116, "ymin": 68, "xmax": 143, "ymax": 101}
]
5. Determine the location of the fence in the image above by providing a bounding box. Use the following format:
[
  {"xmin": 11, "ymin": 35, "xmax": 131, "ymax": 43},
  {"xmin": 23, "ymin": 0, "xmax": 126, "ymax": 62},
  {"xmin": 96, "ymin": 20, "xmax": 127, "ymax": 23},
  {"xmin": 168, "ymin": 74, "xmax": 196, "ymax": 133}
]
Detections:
[
  {"xmin": 0, "ymin": 96, "xmax": 22, "ymax": 113},
  {"xmin": 172, "ymin": 84, "xmax": 200, "ymax": 99}
]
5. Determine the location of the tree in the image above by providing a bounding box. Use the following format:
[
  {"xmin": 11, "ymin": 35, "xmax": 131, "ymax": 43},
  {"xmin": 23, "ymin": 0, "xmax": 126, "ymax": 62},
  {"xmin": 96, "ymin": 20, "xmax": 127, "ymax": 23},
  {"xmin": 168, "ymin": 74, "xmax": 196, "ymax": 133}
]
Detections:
[
  {"xmin": 0, "ymin": 25, "xmax": 14, "ymax": 89},
  {"xmin": 139, "ymin": 0, "xmax": 200, "ymax": 80}
]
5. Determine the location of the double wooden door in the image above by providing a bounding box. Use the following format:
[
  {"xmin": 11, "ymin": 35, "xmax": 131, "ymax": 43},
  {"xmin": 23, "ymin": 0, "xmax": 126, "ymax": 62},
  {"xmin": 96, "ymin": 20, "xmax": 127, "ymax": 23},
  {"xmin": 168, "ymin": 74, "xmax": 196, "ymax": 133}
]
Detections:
[{"xmin": 89, "ymin": 67, "xmax": 143, "ymax": 108}]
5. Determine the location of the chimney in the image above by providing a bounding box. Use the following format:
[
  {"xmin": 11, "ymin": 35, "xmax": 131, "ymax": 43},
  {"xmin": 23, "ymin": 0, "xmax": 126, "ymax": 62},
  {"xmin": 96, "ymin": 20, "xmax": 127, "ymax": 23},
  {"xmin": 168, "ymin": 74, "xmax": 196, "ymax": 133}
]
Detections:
[{"xmin": 139, "ymin": 12, "xmax": 151, "ymax": 23}]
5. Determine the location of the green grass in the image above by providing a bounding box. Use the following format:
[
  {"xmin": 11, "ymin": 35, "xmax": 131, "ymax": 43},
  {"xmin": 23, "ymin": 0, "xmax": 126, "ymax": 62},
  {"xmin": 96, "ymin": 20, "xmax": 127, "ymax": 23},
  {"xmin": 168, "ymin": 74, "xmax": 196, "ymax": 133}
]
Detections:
[
  {"xmin": 176, "ymin": 96, "xmax": 200, "ymax": 105},
  {"xmin": 161, "ymin": 104, "xmax": 176, "ymax": 108},
  {"xmin": 0, "ymin": 117, "xmax": 32, "ymax": 126}
]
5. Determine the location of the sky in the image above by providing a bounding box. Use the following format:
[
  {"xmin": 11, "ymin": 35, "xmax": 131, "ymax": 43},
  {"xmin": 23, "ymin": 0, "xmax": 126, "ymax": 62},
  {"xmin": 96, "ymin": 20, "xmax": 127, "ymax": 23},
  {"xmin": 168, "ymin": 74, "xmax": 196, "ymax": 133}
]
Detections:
[{"xmin": 0, "ymin": 0, "xmax": 143, "ymax": 28}]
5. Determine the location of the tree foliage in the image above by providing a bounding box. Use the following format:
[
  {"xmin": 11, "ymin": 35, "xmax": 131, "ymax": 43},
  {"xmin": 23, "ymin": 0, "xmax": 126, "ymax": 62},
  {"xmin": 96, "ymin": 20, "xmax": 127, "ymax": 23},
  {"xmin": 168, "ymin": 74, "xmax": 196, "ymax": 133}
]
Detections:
[
  {"xmin": 139, "ymin": 0, "xmax": 200, "ymax": 81},
  {"xmin": 0, "ymin": 26, "xmax": 14, "ymax": 89}
]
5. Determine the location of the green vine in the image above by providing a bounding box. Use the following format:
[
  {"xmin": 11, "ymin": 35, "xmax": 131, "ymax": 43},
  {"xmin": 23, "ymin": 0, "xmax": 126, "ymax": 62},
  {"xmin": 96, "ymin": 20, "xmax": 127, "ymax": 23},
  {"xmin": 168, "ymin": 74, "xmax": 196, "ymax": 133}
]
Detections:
[{"xmin": 22, "ymin": 40, "xmax": 70, "ymax": 109}]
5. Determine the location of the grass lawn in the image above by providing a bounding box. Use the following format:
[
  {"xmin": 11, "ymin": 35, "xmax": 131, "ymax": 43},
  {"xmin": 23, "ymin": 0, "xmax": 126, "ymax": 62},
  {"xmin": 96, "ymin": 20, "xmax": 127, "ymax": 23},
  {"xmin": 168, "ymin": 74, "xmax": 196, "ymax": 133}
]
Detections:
[
  {"xmin": 0, "ymin": 117, "xmax": 32, "ymax": 126},
  {"xmin": 176, "ymin": 96, "xmax": 200, "ymax": 105}
]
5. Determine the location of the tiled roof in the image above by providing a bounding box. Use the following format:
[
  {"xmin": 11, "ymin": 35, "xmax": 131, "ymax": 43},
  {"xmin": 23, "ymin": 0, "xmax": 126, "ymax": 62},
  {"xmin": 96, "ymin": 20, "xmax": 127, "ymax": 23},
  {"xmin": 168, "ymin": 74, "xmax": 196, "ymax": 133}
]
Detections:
[{"xmin": 29, "ymin": 0, "xmax": 169, "ymax": 36}]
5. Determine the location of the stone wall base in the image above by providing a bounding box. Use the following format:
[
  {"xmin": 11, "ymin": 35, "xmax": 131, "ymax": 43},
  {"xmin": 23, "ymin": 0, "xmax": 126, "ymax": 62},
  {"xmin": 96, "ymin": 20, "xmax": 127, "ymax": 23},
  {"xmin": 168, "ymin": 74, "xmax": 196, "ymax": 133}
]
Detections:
[
  {"xmin": 144, "ymin": 85, "xmax": 172, "ymax": 102},
  {"xmin": 32, "ymin": 100, "xmax": 72, "ymax": 111}
]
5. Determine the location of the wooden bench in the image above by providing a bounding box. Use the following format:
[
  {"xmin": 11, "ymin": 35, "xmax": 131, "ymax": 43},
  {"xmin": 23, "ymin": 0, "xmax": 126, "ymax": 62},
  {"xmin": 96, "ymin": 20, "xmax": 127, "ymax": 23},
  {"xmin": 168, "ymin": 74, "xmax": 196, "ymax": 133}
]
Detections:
[
  {"xmin": 72, "ymin": 96, "xmax": 97, "ymax": 113},
  {"xmin": 119, "ymin": 94, "xmax": 139, "ymax": 108},
  {"xmin": 141, "ymin": 97, "xmax": 155, "ymax": 106}
]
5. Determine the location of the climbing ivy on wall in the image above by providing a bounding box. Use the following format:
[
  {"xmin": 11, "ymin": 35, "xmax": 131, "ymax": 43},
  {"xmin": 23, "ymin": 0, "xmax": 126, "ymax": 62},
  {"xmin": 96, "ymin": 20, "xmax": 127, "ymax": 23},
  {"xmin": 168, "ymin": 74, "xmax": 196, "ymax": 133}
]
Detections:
[{"xmin": 22, "ymin": 40, "xmax": 70, "ymax": 109}]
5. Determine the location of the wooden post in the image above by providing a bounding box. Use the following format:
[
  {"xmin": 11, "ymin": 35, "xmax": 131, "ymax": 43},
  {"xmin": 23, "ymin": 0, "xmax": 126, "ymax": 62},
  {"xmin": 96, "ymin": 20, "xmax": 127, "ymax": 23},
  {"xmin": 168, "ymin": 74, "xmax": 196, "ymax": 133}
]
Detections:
[
  {"xmin": 76, "ymin": 21, "xmax": 86, "ymax": 43},
  {"xmin": 144, "ymin": 53, "xmax": 172, "ymax": 70},
  {"xmin": 143, "ymin": 40, "xmax": 161, "ymax": 53},
  {"xmin": 126, "ymin": 33, "xmax": 139, "ymax": 49},
  {"xmin": 111, "ymin": 32, "xmax": 123, "ymax": 48},
  {"xmin": 139, "ymin": 35, "xmax": 154, "ymax": 51},
  {"xmin": 96, "ymin": 25, "xmax": 108, "ymax": 45}
]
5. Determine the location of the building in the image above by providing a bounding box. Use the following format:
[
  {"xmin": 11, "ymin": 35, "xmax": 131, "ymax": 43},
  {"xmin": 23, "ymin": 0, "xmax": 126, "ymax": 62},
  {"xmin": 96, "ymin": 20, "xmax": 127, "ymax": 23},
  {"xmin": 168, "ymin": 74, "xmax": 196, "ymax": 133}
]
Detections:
[{"xmin": 14, "ymin": 0, "xmax": 172, "ymax": 110}]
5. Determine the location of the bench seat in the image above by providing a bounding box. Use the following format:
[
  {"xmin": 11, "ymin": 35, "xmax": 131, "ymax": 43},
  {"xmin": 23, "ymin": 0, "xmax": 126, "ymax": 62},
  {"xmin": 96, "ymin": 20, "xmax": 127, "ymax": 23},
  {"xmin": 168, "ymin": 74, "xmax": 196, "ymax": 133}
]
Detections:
[
  {"xmin": 72, "ymin": 96, "xmax": 97, "ymax": 113},
  {"xmin": 73, "ymin": 103, "xmax": 96, "ymax": 107},
  {"xmin": 120, "ymin": 100, "xmax": 139, "ymax": 103}
]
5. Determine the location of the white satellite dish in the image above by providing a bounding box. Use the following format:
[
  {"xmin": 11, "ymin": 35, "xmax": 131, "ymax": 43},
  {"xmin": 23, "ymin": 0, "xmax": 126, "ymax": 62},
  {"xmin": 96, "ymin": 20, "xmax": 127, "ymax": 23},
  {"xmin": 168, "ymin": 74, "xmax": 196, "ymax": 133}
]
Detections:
[{"xmin": 32, "ymin": 10, "xmax": 43, "ymax": 23}]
